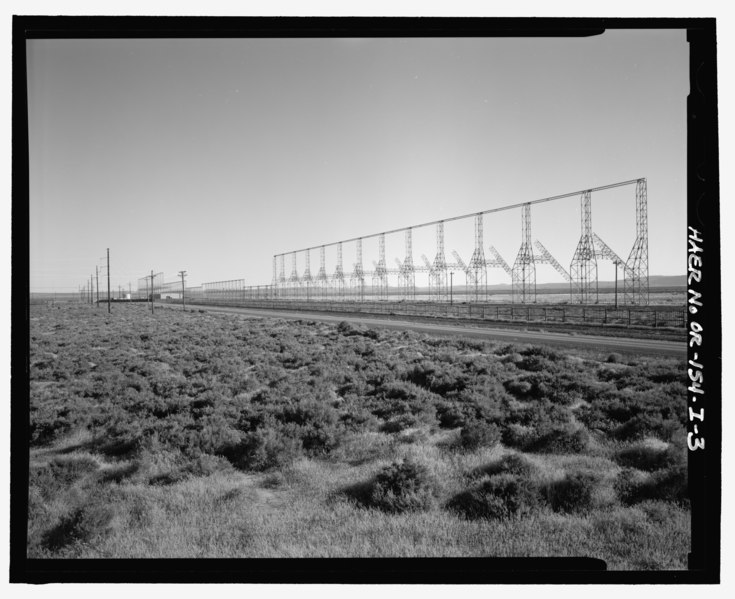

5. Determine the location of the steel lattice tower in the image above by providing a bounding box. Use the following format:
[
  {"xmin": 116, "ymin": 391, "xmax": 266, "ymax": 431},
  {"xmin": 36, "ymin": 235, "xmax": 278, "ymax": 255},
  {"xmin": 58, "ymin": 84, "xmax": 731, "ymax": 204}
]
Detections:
[
  {"xmin": 430, "ymin": 221, "xmax": 448, "ymax": 301},
  {"xmin": 350, "ymin": 238, "xmax": 365, "ymax": 301},
  {"xmin": 287, "ymin": 252, "xmax": 300, "ymax": 298},
  {"xmin": 316, "ymin": 246, "xmax": 329, "ymax": 299},
  {"xmin": 398, "ymin": 228, "xmax": 416, "ymax": 300},
  {"xmin": 278, "ymin": 255, "xmax": 286, "ymax": 297},
  {"xmin": 468, "ymin": 214, "xmax": 488, "ymax": 302},
  {"xmin": 333, "ymin": 241, "xmax": 345, "ymax": 299},
  {"xmin": 570, "ymin": 191, "xmax": 598, "ymax": 304},
  {"xmin": 512, "ymin": 203, "xmax": 537, "ymax": 303},
  {"xmin": 624, "ymin": 178, "xmax": 649, "ymax": 305},
  {"xmin": 302, "ymin": 249, "xmax": 313, "ymax": 300},
  {"xmin": 372, "ymin": 233, "xmax": 388, "ymax": 300}
]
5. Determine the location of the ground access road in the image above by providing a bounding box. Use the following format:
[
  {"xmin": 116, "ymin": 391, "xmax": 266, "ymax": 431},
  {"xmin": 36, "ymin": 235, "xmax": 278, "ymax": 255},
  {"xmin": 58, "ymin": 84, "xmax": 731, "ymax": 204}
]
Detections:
[{"xmin": 171, "ymin": 303, "xmax": 686, "ymax": 357}]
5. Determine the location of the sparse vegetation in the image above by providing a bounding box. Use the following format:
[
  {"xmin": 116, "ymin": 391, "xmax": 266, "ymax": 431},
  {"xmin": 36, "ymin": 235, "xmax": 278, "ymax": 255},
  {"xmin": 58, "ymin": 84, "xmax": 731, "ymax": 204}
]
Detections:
[{"xmin": 27, "ymin": 303, "xmax": 689, "ymax": 568}]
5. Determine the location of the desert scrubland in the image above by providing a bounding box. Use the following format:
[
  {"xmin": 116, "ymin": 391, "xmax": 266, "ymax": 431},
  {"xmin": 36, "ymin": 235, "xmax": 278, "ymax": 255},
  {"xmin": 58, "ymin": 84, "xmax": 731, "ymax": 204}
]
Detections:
[{"xmin": 27, "ymin": 303, "xmax": 689, "ymax": 568}]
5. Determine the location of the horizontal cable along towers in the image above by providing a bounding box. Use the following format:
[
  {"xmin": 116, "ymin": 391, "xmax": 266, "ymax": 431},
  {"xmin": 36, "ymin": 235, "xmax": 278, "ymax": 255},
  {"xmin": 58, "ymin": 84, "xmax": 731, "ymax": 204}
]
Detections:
[{"xmin": 272, "ymin": 178, "xmax": 649, "ymax": 305}]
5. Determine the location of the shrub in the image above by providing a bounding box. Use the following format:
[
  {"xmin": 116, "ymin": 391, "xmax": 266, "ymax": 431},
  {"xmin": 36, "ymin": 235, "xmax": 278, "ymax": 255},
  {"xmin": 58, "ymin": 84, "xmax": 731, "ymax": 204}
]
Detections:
[
  {"xmin": 614, "ymin": 413, "xmax": 680, "ymax": 442},
  {"xmin": 448, "ymin": 473, "xmax": 540, "ymax": 520},
  {"xmin": 97, "ymin": 420, "xmax": 146, "ymax": 457},
  {"xmin": 504, "ymin": 378, "xmax": 534, "ymax": 398},
  {"xmin": 261, "ymin": 471, "xmax": 286, "ymax": 489},
  {"xmin": 279, "ymin": 399, "xmax": 342, "ymax": 455},
  {"xmin": 99, "ymin": 461, "xmax": 140, "ymax": 483},
  {"xmin": 615, "ymin": 464, "xmax": 688, "ymax": 506},
  {"xmin": 365, "ymin": 459, "xmax": 439, "ymax": 513},
  {"xmin": 458, "ymin": 421, "xmax": 501, "ymax": 451},
  {"xmin": 222, "ymin": 427, "xmax": 301, "ymax": 472},
  {"xmin": 42, "ymin": 503, "xmax": 116, "ymax": 551},
  {"xmin": 480, "ymin": 453, "xmax": 537, "ymax": 478},
  {"xmin": 30, "ymin": 456, "xmax": 100, "ymax": 500},
  {"xmin": 544, "ymin": 472, "xmax": 598, "ymax": 513},
  {"xmin": 520, "ymin": 345, "xmax": 563, "ymax": 361},
  {"xmin": 185, "ymin": 453, "xmax": 232, "ymax": 477},
  {"xmin": 515, "ymin": 346, "xmax": 564, "ymax": 373},
  {"xmin": 29, "ymin": 405, "xmax": 75, "ymax": 446},
  {"xmin": 436, "ymin": 401, "xmax": 472, "ymax": 429},
  {"xmin": 381, "ymin": 413, "xmax": 421, "ymax": 433},
  {"xmin": 614, "ymin": 443, "xmax": 685, "ymax": 472},
  {"xmin": 501, "ymin": 423, "xmax": 536, "ymax": 450},
  {"xmin": 527, "ymin": 425, "xmax": 590, "ymax": 454},
  {"xmin": 339, "ymin": 404, "xmax": 380, "ymax": 432}
]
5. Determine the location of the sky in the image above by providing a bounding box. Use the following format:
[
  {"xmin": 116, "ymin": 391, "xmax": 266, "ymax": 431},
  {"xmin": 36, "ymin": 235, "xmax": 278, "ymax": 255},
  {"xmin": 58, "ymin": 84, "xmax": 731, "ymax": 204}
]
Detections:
[{"xmin": 27, "ymin": 29, "xmax": 689, "ymax": 293}]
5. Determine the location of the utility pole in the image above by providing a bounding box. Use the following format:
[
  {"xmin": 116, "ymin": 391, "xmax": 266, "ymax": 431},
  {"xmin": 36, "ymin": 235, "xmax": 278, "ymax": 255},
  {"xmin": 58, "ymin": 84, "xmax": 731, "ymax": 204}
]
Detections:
[
  {"xmin": 450, "ymin": 271, "xmax": 454, "ymax": 305},
  {"xmin": 107, "ymin": 248, "xmax": 111, "ymax": 313},
  {"xmin": 150, "ymin": 270, "xmax": 155, "ymax": 314},
  {"xmin": 128, "ymin": 282, "xmax": 132, "ymax": 300},
  {"xmin": 96, "ymin": 266, "xmax": 99, "ymax": 307},
  {"xmin": 178, "ymin": 270, "xmax": 187, "ymax": 311},
  {"xmin": 90, "ymin": 274, "xmax": 94, "ymax": 305}
]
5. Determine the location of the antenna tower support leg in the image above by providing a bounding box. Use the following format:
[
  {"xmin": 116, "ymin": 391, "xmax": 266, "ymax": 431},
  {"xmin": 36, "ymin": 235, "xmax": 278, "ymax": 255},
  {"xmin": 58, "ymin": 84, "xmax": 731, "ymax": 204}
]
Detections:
[
  {"xmin": 401, "ymin": 228, "xmax": 415, "ymax": 300},
  {"xmin": 350, "ymin": 238, "xmax": 365, "ymax": 302},
  {"xmin": 371, "ymin": 233, "xmax": 388, "ymax": 300},
  {"xmin": 624, "ymin": 178, "xmax": 649, "ymax": 305},
  {"xmin": 316, "ymin": 245, "xmax": 329, "ymax": 300},
  {"xmin": 512, "ymin": 203, "xmax": 537, "ymax": 303},
  {"xmin": 277, "ymin": 255, "xmax": 286, "ymax": 298},
  {"xmin": 288, "ymin": 252, "xmax": 300, "ymax": 299},
  {"xmin": 570, "ymin": 191, "xmax": 598, "ymax": 304},
  {"xmin": 431, "ymin": 221, "xmax": 448, "ymax": 301},
  {"xmin": 468, "ymin": 214, "xmax": 488, "ymax": 302},
  {"xmin": 333, "ymin": 241, "xmax": 345, "ymax": 300},
  {"xmin": 302, "ymin": 249, "xmax": 313, "ymax": 300}
]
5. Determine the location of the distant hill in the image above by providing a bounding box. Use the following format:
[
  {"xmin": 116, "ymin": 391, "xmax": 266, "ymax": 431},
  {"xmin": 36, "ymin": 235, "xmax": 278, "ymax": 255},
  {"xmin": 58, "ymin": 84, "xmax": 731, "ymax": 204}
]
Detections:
[{"xmin": 647, "ymin": 275, "xmax": 687, "ymax": 287}]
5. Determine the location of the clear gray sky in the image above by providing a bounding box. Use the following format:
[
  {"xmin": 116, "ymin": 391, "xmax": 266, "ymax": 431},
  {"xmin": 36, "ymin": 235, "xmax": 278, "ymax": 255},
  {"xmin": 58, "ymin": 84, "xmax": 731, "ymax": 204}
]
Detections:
[{"xmin": 27, "ymin": 30, "xmax": 688, "ymax": 292}]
